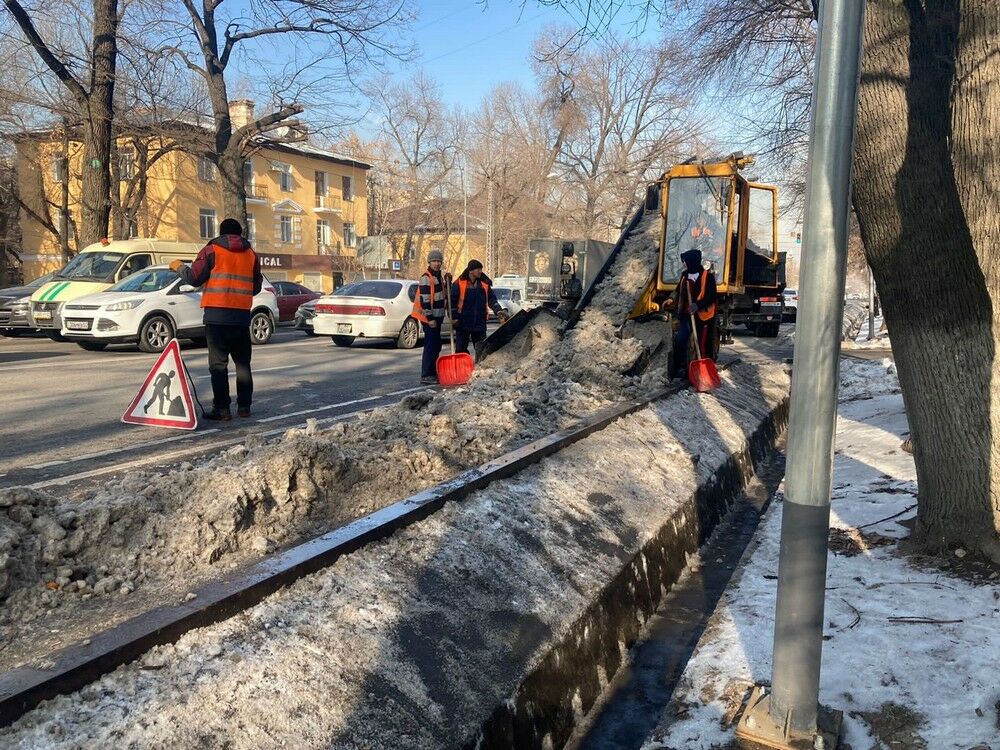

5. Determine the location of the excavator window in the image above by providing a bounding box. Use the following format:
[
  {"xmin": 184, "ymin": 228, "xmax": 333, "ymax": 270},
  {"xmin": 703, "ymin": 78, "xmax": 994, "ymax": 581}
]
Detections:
[
  {"xmin": 747, "ymin": 186, "xmax": 777, "ymax": 260},
  {"xmin": 661, "ymin": 176, "xmax": 733, "ymax": 282}
]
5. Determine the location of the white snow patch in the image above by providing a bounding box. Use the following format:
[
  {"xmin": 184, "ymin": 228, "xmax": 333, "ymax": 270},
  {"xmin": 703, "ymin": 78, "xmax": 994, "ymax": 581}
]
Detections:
[{"xmin": 643, "ymin": 388, "xmax": 1000, "ymax": 750}]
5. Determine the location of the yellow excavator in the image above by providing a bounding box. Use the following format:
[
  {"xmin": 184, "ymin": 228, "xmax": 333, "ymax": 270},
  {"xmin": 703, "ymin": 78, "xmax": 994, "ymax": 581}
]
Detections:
[
  {"xmin": 630, "ymin": 153, "xmax": 784, "ymax": 358},
  {"xmin": 481, "ymin": 154, "xmax": 785, "ymax": 369}
]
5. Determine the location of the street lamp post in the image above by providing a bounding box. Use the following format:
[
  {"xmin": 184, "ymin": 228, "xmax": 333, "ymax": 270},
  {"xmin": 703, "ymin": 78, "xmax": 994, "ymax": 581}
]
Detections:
[{"xmin": 735, "ymin": 1, "xmax": 866, "ymax": 747}]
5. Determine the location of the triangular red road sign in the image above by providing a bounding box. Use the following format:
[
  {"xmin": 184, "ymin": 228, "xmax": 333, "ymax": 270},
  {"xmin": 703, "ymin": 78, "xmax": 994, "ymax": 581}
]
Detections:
[{"xmin": 122, "ymin": 339, "xmax": 198, "ymax": 430}]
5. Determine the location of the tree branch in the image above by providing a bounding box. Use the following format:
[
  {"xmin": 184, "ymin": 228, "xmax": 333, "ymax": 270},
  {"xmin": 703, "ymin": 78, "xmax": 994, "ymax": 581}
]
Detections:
[{"xmin": 3, "ymin": 0, "xmax": 89, "ymax": 103}]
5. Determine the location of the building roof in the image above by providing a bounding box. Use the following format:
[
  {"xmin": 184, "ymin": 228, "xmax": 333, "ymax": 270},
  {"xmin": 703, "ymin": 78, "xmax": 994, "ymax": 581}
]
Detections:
[
  {"xmin": 384, "ymin": 197, "xmax": 486, "ymax": 234},
  {"xmin": 261, "ymin": 140, "xmax": 370, "ymax": 171}
]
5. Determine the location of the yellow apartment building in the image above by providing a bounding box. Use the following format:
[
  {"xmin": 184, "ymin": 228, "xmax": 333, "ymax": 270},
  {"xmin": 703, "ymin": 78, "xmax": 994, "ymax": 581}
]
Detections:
[
  {"xmin": 382, "ymin": 199, "xmax": 486, "ymax": 277},
  {"xmin": 15, "ymin": 111, "xmax": 369, "ymax": 293}
]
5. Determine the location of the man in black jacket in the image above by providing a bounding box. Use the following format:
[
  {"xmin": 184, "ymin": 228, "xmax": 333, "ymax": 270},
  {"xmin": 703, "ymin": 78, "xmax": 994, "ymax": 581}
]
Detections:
[
  {"xmin": 170, "ymin": 218, "xmax": 263, "ymax": 420},
  {"xmin": 451, "ymin": 259, "xmax": 503, "ymax": 358}
]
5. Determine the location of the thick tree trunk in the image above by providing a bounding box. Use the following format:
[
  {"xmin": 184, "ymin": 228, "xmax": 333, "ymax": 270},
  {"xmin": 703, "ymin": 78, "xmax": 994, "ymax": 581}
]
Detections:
[
  {"xmin": 853, "ymin": 0, "xmax": 1000, "ymax": 560},
  {"xmin": 218, "ymin": 145, "xmax": 248, "ymax": 231},
  {"xmin": 77, "ymin": 0, "xmax": 117, "ymax": 246}
]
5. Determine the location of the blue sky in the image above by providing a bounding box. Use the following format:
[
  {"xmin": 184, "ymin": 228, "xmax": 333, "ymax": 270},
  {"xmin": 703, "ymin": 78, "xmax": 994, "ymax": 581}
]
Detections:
[{"xmin": 395, "ymin": 1, "xmax": 660, "ymax": 106}]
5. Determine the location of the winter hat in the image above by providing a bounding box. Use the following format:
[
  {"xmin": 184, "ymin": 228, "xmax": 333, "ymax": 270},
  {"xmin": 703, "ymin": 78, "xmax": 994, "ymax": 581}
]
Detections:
[
  {"xmin": 428, "ymin": 249, "xmax": 444, "ymax": 263},
  {"xmin": 680, "ymin": 248, "xmax": 702, "ymax": 269},
  {"xmin": 465, "ymin": 259, "xmax": 484, "ymax": 272},
  {"xmin": 220, "ymin": 218, "xmax": 243, "ymax": 236}
]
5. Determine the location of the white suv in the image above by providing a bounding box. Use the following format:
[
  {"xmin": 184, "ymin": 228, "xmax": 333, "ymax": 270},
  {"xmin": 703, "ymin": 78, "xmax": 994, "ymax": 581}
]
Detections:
[{"xmin": 60, "ymin": 265, "xmax": 279, "ymax": 352}]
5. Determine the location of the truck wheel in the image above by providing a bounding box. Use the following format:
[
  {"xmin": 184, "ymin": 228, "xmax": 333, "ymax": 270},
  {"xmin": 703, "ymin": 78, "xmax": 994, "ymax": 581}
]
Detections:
[{"xmin": 761, "ymin": 322, "xmax": 780, "ymax": 338}]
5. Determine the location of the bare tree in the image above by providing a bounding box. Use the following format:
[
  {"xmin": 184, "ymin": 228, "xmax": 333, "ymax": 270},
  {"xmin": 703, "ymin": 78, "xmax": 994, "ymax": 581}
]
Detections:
[
  {"xmin": 852, "ymin": 0, "xmax": 1000, "ymax": 561},
  {"xmin": 368, "ymin": 72, "xmax": 461, "ymax": 273},
  {"xmin": 148, "ymin": 0, "xmax": 412, "ymax": 227},
  {"xmin": 3, "ymin": 0, "xmax": 120, "ymax": 246},
  {"xmin": 535, "ymin": 28, "xmax": 699, "ymax": 240}
]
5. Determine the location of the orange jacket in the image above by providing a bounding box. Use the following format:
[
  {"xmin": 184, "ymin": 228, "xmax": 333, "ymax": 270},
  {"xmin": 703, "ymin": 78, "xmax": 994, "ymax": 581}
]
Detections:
[
  {"xmin": 412, "ymin": 269, "xmax": 447, "ymax": 323},
  {"xmin": 199, "ymin": 237, "xmax": 258, "ymax": 311},
  {"xmin": 680, "ymin": 269, "xmax": 717, "ymax": 322}
]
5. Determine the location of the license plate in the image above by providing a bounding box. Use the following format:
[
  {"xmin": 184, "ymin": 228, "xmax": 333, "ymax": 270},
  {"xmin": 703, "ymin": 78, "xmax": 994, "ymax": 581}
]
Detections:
[
  {"xmin": 337, "ymin": 323, "xmax": 352, "ymax": 333},
  {"xmin": 66, "ymin": 320, "xmax": 90, "ymax": 330},
  {"xmin": 760, "ymin": 303, "xmax": 781, "ymax": 308},
  {"xmin": 34, "ymin": 311, "xmax": 52, "ymax": 321}
]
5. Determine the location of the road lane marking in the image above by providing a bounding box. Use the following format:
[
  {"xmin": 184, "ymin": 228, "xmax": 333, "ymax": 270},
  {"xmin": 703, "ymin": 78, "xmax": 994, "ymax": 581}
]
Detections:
[
  {"xmin": 25, "ymin": 430, "xmax": 223, "ymax": 469},
  {"xmin": 255, "ymin": 386, "xmax": 426, "ymax": 423},
  {"xmin": 22, "ymin": 391, "xmax": 432, "ymax": 490}
]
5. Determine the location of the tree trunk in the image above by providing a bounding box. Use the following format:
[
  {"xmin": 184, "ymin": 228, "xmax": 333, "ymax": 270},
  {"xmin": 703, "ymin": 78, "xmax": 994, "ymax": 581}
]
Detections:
[
  {"xmin": 852, "ymin": 0, "xmax": 1000, "ymax": 560},
  {"xmin": 77, "ymin": 0, "xmax": 118, "ymax": 247},
  {"xmin": 218, "ymin": 145, "xmax": 248, "ymax": 231}
]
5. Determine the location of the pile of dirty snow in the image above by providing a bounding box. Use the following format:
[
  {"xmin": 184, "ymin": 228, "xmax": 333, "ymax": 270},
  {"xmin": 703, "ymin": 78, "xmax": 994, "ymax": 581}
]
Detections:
[
  {"xmin": 0, "ymin": 359, "xmax": 790, "ymax": 749},
  {"xmin": 838, "ymin": 356, "xmax": 900, "ymax": 402},
  {"xmin": 0, "ymin": 214, "xmax": 667, "ymax": 670}
]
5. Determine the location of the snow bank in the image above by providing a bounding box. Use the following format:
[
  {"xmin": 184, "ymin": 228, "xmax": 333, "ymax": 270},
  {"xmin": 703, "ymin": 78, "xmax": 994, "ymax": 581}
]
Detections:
[
  {"xmin": 643, "ymin": 367, "xmax": 999, "ymax": 749},
  {"xmin": 839, "ymin": 356, "xmax": 900, "ymax": 402},
  {"xmin": 0, "ymin": 214, "xmax": 668, "ymax": 670},
  {"xmin": 0, "ymin": 359, "xmax": 790, "ymax": 749}
]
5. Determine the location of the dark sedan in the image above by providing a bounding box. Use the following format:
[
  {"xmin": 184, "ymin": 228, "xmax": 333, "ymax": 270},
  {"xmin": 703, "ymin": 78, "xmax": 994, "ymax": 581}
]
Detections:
[{"xmin": 0, "ymin": 273, "xmax": 56, "ymax": 335}]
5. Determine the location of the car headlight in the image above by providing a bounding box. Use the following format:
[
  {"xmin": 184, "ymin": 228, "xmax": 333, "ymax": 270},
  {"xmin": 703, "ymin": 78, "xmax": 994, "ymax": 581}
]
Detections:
[{"xmin": 104, "ymin": 299, "xmax": 144, "ymax": 312}]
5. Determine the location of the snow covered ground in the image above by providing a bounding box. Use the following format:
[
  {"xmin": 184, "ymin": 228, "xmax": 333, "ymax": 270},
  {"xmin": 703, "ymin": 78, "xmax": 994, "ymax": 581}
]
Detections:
[
  {"xmin": 0, "ymin": 359, "xmax": 790, "ymax": 749},
  {"xmin": 644, "ymin": 356, "xmax": 1000, "ymax": 750}
]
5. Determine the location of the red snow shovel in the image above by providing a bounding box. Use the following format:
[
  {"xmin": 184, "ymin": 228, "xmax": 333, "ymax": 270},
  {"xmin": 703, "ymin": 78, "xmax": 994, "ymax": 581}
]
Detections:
[
  {"xmin": 436, "ymin": 283, "xmax": 474, "ymax": 386},
  {"xmin": 688, "ymin": 313, "xmax": 721, "ymax": 392}
]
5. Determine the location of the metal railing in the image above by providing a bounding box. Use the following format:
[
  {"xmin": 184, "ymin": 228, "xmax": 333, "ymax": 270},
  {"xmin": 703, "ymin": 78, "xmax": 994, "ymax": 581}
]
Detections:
[
  {"xmin": 245, "ymin": 184, "xmax": 269, "ymax": 201},
  {"xmin": 314, "ymin": 194, "xmax": 344, "ymax": 211}
]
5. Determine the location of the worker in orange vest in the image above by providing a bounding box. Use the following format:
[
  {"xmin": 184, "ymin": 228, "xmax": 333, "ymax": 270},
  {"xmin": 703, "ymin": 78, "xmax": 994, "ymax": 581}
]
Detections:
[
  {"xmin": 450, "ymin": 259, "xmax": 504, "ymax": 359},
  {"xmin": 171, "ymin": 218, "xmax": 263, "ymax": 420},
  {"xmin": 411, "ymin": 248, "xmax": 449, "ymax": 384},
  {"xmin": 668, "ymin": 248, "xmax": 718, "ymax": 380}
]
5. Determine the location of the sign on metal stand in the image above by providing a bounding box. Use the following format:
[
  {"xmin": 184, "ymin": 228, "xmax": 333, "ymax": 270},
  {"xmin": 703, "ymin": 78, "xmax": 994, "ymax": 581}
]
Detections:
[{"xmin": 735, "ymin": 1, "xmax": 866, "ymax": 748}]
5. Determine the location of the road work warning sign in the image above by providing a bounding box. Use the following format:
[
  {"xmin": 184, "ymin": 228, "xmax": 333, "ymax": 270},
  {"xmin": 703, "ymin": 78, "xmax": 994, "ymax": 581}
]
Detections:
[{"xmin": 122, "ymin": 339, "xmax": 198, "ymax": 430}]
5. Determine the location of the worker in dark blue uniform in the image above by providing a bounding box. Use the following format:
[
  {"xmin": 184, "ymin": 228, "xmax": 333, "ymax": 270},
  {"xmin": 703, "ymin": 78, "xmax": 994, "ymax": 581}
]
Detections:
[
  {"xmin": 451, "ymin": 259, "xmax": 503, "ymax": 359},
  {"xmin": 668, "ymin": 248, "xmax": 718, "ymax": 380}
]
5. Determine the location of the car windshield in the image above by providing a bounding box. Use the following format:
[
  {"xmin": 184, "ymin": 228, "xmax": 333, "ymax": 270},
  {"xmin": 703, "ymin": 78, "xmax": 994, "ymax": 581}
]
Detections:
[
  {"xmin": 333, "ymin": 281, "xmax": 402, "ymax": 299},
  {"xmin": 57, "ymin": 252, "xmax": 125, "ymax": 282},
  {"xmin": 494, "ymin": 288, "xmax": 512, "ymax": 300},
  {"xmin": 26, "ymin": 273, "xmax": 56, "ymax": 290},
  {"xmin": 109, "ymin": 268, "xmax": 178, "ymax": 293}
]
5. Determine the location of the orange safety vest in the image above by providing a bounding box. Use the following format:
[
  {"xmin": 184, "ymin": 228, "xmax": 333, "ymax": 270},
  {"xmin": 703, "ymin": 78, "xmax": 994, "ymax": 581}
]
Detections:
[
  {"xmin": 456, "ymin": 278, "xmax": 490, "ymax": 318},
  {"xmin": 201, "ymin": 239, "xmax": 257, "ymax": 310},
  {"xmin": 411, "ymin": 270, "xmax": 446, "ymax": 323},
  {"xmin": 680, "ymin": 269, "xmax": 716, "ymax": 322}
]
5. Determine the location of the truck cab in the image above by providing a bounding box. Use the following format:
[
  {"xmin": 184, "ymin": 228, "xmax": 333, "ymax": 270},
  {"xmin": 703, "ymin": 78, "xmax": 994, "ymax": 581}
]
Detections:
[{"xmin": 631, "ymin": 154, "xmax": 784, "ymax": 345}]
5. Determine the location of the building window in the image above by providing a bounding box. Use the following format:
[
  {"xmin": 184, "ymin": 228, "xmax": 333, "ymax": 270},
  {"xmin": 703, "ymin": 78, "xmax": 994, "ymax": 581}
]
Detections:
[
  {"xmin": 315, "ymin": 170, "xmax": 327, "ymax": 196},
  {"xmin": 51, "ymin": 156, "xmax": 67, "ymax": 183},
  {"xmin": 246, "ymin": 214, "xmax": 256, "ymax": 243},
  {"xmin": 119, "ymin": 149, "xmax": 136, "ymax": 181},
  {"xmin": 274, "ymin": 162, "xmax": 292, "ymax": 192},
  {"xmin": 343, "ymin": 222, "xmax": 356, "ymax": 249},
  {"xmin": 316, "ymin": 219, "xmax": 331, "ymax": 249},
  {"xmin": 198, "ymin": 156, "xmax": 216, "ymax": 182},
  {"xmin": 243, "ymin": 159, "xmax": 254, "ymax": 186},
  {"xmin": 342, "ymin": 174, "xmax": 353, "ymax": 201},
  {"xmin": 199, "ymin": 208, "xmax": 217, "ymax": 239},
  {"xmin": 280, "ymin": 215, "xmax": 293, "ymax": 243}
]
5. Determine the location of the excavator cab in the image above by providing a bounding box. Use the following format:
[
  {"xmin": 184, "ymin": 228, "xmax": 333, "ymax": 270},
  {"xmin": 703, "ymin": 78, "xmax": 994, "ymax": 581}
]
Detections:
[{"xmin": 631, "ymin": 154, "xmax": 780, "ymax": 325}]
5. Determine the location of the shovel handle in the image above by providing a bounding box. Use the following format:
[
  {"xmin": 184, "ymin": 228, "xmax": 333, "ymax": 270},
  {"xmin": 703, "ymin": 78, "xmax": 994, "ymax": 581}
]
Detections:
[
  {"xmin": 444, "ymin": 274, "xmax": 456, "ymax": 355},
  {"xmin": 690, "ymin": 313, "xmax": 702, "ymax": 360}
]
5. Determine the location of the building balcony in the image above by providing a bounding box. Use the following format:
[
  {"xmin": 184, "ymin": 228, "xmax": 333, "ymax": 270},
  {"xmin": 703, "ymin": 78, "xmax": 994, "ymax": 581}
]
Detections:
[
  {"xmin": 314, "ymin": 194, "xmax": 344, "ymax": 213},
  {"xmin": 246, "ymin": 184, "xmax": 269, "ymax": 203}
]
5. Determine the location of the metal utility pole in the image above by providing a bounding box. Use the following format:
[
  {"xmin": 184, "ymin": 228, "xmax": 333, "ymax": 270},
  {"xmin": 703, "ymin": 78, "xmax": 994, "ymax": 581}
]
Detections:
[
  {"xmin": 459, "ymin": 165, "xmax": 468, "ymax": 262},
  {"xmin": 486, "ymin": 178, "xmax": 495, "ymax": 272},
  {"xmin": 736, "ymin": 1, "xmax": 866, "ymax": 748}
]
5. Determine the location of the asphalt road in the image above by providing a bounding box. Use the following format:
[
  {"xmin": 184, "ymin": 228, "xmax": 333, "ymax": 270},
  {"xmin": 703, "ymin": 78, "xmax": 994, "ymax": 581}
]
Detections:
[{"xmin": 0, "ymin": 327, "xmax": 431, "ymax": 490}]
